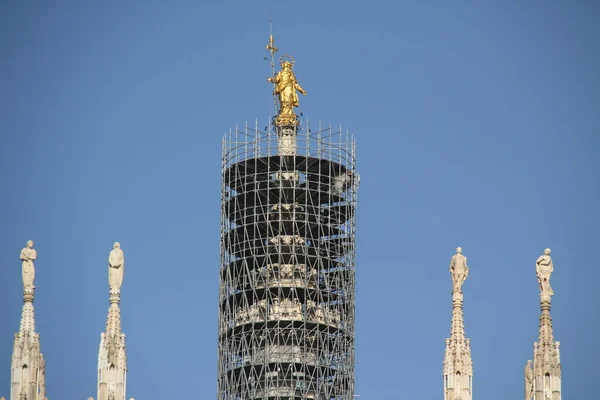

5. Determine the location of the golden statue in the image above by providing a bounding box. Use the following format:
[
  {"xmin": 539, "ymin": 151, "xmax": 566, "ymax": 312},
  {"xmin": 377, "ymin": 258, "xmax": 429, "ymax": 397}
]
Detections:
[{"xmin": 268, "ymin": 55, "xmax": 307, "ymax": 126}]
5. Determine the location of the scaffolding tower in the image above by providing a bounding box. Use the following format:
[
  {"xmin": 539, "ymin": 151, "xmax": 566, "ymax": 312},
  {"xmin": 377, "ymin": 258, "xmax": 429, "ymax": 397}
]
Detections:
[{"xmin": 218, "ymin": 120, "xmax": 358, "ymax": 400}]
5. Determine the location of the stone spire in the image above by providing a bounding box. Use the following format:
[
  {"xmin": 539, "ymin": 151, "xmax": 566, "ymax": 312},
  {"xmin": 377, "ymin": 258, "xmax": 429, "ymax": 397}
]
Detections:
[
  {"xmin": 10, "ymin": 240, "xmax": 47, "ymax": 400},
  {"xmin": 97, "ymin": 242, "xmax": 127, "ymax": 400},
  {"xmin": 443, "ymin": 247, "xmax": 473, "ymax": 400},
  {"xmin": 525, "ymin": 248, "xmax": 561, "ymax": 400}
]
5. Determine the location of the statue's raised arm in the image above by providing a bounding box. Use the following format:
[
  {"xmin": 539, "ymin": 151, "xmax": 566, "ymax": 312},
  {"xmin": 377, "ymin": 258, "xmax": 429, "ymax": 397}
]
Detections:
[{"xmin": 108, "ymin": 242, "xmax": 125, "ymax": 293}]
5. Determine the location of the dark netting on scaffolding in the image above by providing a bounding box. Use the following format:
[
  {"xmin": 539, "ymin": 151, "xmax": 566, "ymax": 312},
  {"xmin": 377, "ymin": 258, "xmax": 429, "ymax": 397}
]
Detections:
[{"xmin": 218, "ymin": 121, "xmax": 358, "ymax": 400}]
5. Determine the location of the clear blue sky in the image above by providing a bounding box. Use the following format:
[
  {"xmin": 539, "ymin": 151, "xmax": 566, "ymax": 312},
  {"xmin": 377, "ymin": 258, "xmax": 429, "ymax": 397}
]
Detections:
[{"xmin": 1, "ymin": 1, "xmax": 599, "ymax": 399}]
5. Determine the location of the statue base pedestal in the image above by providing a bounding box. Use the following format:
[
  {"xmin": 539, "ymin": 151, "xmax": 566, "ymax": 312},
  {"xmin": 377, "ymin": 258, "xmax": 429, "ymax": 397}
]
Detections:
[
  {"xmin": 452, "ymin": 291, "xmax": 463, "ymax": 302},
  {"xmin": 276, "ymin": 125, "xmax": 298, "ymax": 156},
  {"xmin": 109, "ymin": 291, "xmax": 121, "ymax": 304},
  {"xmin": 275, "ymin": 113, "xmax": 299, "ymax": 127},
  {"xmin": 23, "ymin": 288, "xmax": 35, "ymax": 302}
]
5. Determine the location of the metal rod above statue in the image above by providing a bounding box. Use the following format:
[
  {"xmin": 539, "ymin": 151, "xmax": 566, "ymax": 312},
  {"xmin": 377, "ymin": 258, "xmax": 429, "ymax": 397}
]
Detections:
[{"xmin": 266, "ymin": 31, "xmax": 307, "ymax": 156}]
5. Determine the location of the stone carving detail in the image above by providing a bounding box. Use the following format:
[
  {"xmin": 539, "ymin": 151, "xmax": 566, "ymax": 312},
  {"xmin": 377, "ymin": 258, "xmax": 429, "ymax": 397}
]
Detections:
[
  {"xmin": 269, "ymin": 235, "xmax": 305, "ymax": 245},
  {"xmin": 227, "ymin": 297, "xmax": 342, "ymax": 330},
  {"xmin": 20, "ymin": 240, "xmax": 37, "ymax": 290},
  {"xmin": 449, "ymin": 247, "xmax": 469, "ymax": 293},
  {"xmin": 108, "ymin": 242, "xmax": 125, "ymax": 293},
  {"xmin": 525, "ymin": 360, "xmax": 533, "ymax": 400},
  {"xmin": 38, "ymin": 357, "xmax": 47, "ymax": 400},
  {"xmin": 332, "ymin": 171, "xmax": 355, "ymax": 196},
  {"xmin": 536, "ymin": 248, "xmax": 554, "ymax": 297}
]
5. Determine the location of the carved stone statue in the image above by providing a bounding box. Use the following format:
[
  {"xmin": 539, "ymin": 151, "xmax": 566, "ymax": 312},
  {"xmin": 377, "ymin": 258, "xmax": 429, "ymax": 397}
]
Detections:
[
  {"xmin": 238, "ymin": 307, "xmax": 248, "ymax": 323},
  {"xmin": 536, "ymin": 248, "xmax": 554, "ymax": 297},
  {"xmin": 249, "ymin": 304, "xmax": 259, "ymax": 322},
  {"xmin": 524, "ymin": 360, "xmax": 533, "ymax": 400},
  {"xmin": 315, "ymin": 305, "xmax": 325, "ymax": 323},
  {"xmin": 38, "ymin": 357, "xmax": 46, "ymax": 399},
  {"xmin": 280, "ymin": 264, "xmax": 293, "ymax": 279},
  {"xmin": 108, "ymin": 242, "xmax": 125, "ymax": 293},
  {"xmin": 20, "ymin": 240, "xmax": 37, "ymax": 290},
  {"xmin": 271, "ymin": 299, "xmax": 280, "ymax": 320},
  {"xmin": 267, "ymin": 56, "xmax": 306, "ymax": 126},
  {"xmin": 449, "ymin": 247, "xmax": 469, "ymax": 293}
]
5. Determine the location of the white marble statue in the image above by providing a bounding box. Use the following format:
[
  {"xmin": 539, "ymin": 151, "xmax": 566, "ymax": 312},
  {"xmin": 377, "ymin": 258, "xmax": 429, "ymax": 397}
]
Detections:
[
  {"xmin": 20, "ymin": 240, "xmax": 37, "ymax": 290},
  {"xmin": 331, "ymin": 171, "xmax": 354, "ymax": 195},
  {"xmin": 524, "ymin": 360, "xmax": 533, "ymax": 400},
  {"xmin": 536, "ymin": 248, "xmax": 554, "ymax": 296},
  {"xmin": 108, "ymin": 242, "xmax": 125, "ymax": 293},
  {"xmin": 280, "ymin": 264, "xmax": 293, "ymax": 279},
  {"xmin": 238, "ymin": 307, "xmax": 248, "ymax": 323},
  {"xmin": 38, "ymin": 357, "xmax": 46, "ymax": 399},
  {"xmin": 315, "ymin": 305, "xmax": 325, "ymax": 323},
  {"xmin": 449, "ymin": 247, "xmax": 469, "ymax": 293},
  {"xmin": 271, "ymin": 299, "xmax": 280, "ymax": 320},
  {"xmin": 292, "ymin": 299, "xmax": 301, "ymax": 320},
  {"xmin": 249, "ymin": 304, "xmax": 259, "ymax": 322}
]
